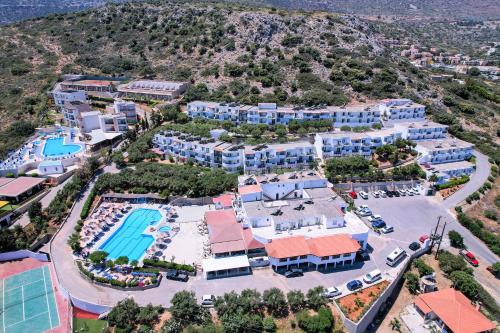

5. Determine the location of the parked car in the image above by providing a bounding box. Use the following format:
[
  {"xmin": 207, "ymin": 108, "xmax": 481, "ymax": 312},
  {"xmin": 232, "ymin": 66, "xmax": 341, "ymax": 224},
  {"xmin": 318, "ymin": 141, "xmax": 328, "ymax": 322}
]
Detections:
[
  {"xmin": 381, "ymin": 225, "xmax": 394, "ymax": 234},
  {"xmin": 393, "ymin": 191, "xmax": 401, "ymax": 197},
  {"xmin": 372, "ymin": 220, "xmax": 387, "ymax": 229},
  {"xmin": 201, "ymin": 294, "xmax": 216, "ymax": 307},
  {"xmin": 460, "ymin": 250, "xmax": 479, "ymax": 267},
  {"xmin": 166, "ymin": 269, "xmax": 189, "ymax": 282},
  {"xmin": 419, "ymin": 235, "xmax": 429, "ymax": 243},
  {"xmin": 356, "ymin": 250, "xmax": 370, "ymax": 261},
  {"xmin": 386, "ymin": 191, "xmax": 394, "ymax": 198},
  {"xmin": 406, "ymin": 188, "xmax": 414, "ymax": 196},
  {"xmin": 323, "ymin": 286, "xmax": 342, "ymax": 298},
  {"xmin": 363, "ymin": 269, "xmax": 382, "ymax": 284},
  {"xmin": 367, "ymin": 215, "xmax": 382, "ymax": 222},
  {"xmin": 372, "ymin": 191, "xmax": 380, "ymax": 198},
  {"xmin": 284, "ymin": 268, "xmax": 303, "ymax": 278},
  {"xmin": 356, "ymin": 208, "xmax": 372, "ymax": 217},
  {"xmin": 348, "ymin": 191, "xmax": 358, "ymax": 199},
  {"xmin": 409, "ymin": 242, "xmax": 421, "ymax": 251},
  {"xmin": 346, "ymin": 279, "xmax": 363, "ymax": 291},
  {"xmin": 379, "ymin": 190, "xmax": 387, "ymax": 198},
  {"xmin": 398, "ymin": 189, "xmax": 406, "ymax": 196},
  {"xmin": 249, "ymin": 256, "xmax": 270, "ymax": 267},
  {"xmin": 359, "ymin": 191, "xmax": 369, "ymax": 199}
]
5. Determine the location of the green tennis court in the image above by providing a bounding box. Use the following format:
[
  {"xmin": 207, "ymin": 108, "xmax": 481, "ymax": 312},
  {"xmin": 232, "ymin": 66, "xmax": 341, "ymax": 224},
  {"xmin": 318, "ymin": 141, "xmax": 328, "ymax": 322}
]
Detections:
[{"xmin": 0, "ymin": 266, "xmax": 59, "ymax": 333}]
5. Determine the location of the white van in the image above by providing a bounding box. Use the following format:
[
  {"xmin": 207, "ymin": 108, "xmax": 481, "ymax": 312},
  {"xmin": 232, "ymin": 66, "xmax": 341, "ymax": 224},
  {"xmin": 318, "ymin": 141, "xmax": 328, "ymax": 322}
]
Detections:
[
  {"xmin": 363, "ymin": 269, "xmax": 382, "ymax": 283},
  {"xmin": 386, "ymin": 247, "xmax": 407, "ymax": 267}
]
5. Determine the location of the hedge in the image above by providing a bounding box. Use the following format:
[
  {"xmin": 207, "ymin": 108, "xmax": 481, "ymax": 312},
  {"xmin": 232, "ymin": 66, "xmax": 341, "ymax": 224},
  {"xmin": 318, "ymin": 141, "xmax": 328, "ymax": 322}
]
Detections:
[
  {"xmin": 80, "ymin": 189, "xmax": 97, "ymax": 220},
  {"xmin": 434, "ymin": 176, "xmax": 469, "ymax": 190},
  {"xmin": 142, "ymin": 258, "xmax": 195, "ymax": 272},
  {"xmin": 457, "ymin": 213, "xmax": 500, "ymax": 256}
]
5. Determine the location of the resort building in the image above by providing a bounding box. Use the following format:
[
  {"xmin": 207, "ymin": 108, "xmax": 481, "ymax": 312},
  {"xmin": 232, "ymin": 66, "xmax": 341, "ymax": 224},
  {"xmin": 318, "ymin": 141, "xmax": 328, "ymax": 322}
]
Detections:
[
  {"xmin": 204, "ymin": 209, "xmax": 265, "ymax": 258},
  {"xmin": 187, "ymin": 101, "xmax": 383, "ymax": 127},
  {"xmin": 61, "ymin": 101, "xmax": 129, "ymax": 134},
  {"xmin": 52, "ymin": 89, "xmax": 87, "ymax": 108},
  {"xmin": 60, "ymin": 79, "xmax": 115, "ymax": 93},
  {"xmin": 314, "ymin": 129, "xmax": 402, "ymax": 160},
  {"xmin": 212, "ymin": 194, "xmax": 235, "ymax": 210},
  {"xmin": 37, "ymin": 160, "xmax": 65, "ymax": 176},
  {"xmin": 113, "ymin": 100, "xmax": 138, "ymax": 123},
  {"xmin": 427, "ymin": 161, "xmax": 475, "ymax": 184},
  {"xmin": 379, "ymin": 99, "xmax": 426, "ymax": 123},
  {"xmin": 0, "ymin": 177, "xmax": 45, "ymax": 203},
  {"xmin": 201, "ymin": 256, "xmax": 251, "ymax": 280},
  {"xmin": 394, "ymin": 121, "xmax": 448, "ymax": 141},
  {"xmin": 117, "ymin": 80, "xmax": 188, "ymax": 101},
  {"xmin": 265, "ymin": 234, "xmax": 360, "ymax": 271},
  {"xmin": 412, "ymin": 289, "xmax": 495, "ymax": 333},
  {"xmin": 416, "ymin": 138, "xmax": 474, "ymax": 164},
  {"xmin": 62, "ymin": 101, "xmax": 92, "ymax": 128},
  {"xmin": 235, "ymin": 171, "xmax": 369, "ymax": 249},
  {"xmin": 98, "ymin": 114, "xmax": 129, "ymax": 133},
  {"xmin": 152, "ymin": 131, "xmax": 316, "ymax": 174}
]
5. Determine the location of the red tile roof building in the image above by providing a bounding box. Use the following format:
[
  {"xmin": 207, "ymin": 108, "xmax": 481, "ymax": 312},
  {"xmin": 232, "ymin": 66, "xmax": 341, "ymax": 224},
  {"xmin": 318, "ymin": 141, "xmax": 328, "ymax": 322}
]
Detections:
[
  {"xmin": 414, "ymin": 289, "xmax": 495, "ymax": 333},
  {"xmin": 265, "ymin": 234, "xmax": 360, "ymax": 271}
]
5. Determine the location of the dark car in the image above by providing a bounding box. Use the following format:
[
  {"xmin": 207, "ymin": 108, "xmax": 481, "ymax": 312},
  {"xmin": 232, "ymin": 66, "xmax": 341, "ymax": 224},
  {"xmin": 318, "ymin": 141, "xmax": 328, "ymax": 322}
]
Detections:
[
  {"xmin": 409, "ymin": 242, "xmax": 421, "ymax": 251},
  {"xmin": 386, "ymin": 191, "xmax": 394, "ymax": 198},
  {"xmin": 393, "ymin": 191, "xmax": 401, "ymax": 197},
  {"xmin": 372, "ymin": 220, "xmax": 386, "ymax": 229},
  {"xmin": 356, "ymin": 250, "xmax": 370, "ymax": 261},
  {"xmin": 346, "ymin": 279, "xmax": 363, "ymax": 291},
  {"xmin": 166, "ymin": 269, "xmax": 189, "ymax": 282},
  {"xmin": 284, "ymin": 268, "xmax": 303, "ymax": 278}
]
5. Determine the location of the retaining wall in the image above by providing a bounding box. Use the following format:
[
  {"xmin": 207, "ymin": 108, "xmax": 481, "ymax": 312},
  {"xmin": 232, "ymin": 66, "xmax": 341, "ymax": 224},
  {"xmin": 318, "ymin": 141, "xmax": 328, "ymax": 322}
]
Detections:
[{"xmin": 335, "ymin": 244, "xmax": 430, "ymax": 333}]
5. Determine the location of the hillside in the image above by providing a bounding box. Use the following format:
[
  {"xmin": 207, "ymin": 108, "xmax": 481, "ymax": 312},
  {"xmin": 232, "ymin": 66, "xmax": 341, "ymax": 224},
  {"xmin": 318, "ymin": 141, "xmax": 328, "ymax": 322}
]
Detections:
[{"xmin": 0, "ymin": 0, "xmax": 498, "ymax": 161}]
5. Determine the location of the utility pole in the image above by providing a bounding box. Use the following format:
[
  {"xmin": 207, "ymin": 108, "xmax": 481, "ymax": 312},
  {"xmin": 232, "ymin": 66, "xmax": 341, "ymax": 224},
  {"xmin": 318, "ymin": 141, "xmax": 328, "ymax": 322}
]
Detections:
[
  {"xmin": 430, "ymin": 216, "xmax": 442, "ymax": 249},
  {"xmin": 435, "ymin": 220, "xmax": 449, "ymax": 259}
]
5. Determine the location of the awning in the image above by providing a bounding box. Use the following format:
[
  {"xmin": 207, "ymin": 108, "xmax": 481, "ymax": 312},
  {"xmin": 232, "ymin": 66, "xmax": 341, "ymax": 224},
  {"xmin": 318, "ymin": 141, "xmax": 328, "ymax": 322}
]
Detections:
[{"xmin": 202, "ymin": 256, "xmax": 250, "ymax": 272}]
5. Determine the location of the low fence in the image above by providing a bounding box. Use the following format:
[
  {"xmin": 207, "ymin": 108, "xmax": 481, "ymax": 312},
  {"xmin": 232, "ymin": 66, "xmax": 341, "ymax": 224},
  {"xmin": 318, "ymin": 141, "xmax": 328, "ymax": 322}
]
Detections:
[
  {"xmin": 0, "ymin": 249, "xmax": 50, "ymax": 262},
  {"xmin": 335, "ymin": 243, "xmax": 430, "ymax": 333},
  {"xmin": 333, "ymin": 180, "xmax": 423, "ymax": 193},
  {"xmin": 168, "ymin": 196, "xmax": 212, "ymax": 206}
]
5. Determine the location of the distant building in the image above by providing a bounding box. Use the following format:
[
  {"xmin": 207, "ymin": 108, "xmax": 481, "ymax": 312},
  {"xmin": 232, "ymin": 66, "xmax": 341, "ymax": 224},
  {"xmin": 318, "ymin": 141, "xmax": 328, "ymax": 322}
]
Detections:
[
  {"xmin": 52, "ymin": 89, "xmax": 87, "ymax": 108},
  {"xmin": 394, "ymin": 121, "xmax": 448, "ymax": 141},
  {"xmin": 60, "ymin": 79, "xmax": 114, "ymax": 93},
  {"xmin": 113, "ymin": 100, "xmax": 137, "ymax": 123},
  {"xmin": 428, "ymin": 161, "xmax": 475, "ymax": 185},
  {"xmin": 61, "ymin": 101, "xmax": 92, "ymax": 128},
  {"xmin": 379, "ymin": 99, "xmax": 426, "ymax": 123},
  {"xmin": 117, "ymin": 80, "xmax": 188, "ymax": 101},
  {"xmin": 61, "ymin": 101, "xmax": 128, "ymax": 134}
]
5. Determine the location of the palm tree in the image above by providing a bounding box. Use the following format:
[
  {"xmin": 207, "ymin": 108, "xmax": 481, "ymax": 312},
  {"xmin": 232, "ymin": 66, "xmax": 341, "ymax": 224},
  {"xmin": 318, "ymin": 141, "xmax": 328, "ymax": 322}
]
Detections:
[{"xmin": 390, "ymin": 317, "xmax": 402, "ymax": 332}]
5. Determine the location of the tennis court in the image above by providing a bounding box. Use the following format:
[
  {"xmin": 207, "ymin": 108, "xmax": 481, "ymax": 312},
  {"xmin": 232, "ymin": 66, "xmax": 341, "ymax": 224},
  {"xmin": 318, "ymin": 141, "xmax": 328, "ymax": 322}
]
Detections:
[{"xmin": 0, "ymin": 265, "xmax": 59, "ymax": 333}]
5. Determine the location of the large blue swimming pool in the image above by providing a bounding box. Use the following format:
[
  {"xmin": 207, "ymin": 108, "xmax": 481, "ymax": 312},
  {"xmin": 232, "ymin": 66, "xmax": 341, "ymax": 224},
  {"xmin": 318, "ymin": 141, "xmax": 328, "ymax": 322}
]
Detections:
[
  {"xmin": 42, "ymin": 137, "xmax": 82, "ymax": 157},
  {"xmin": 99, "ymin": 208, "xmax": 162, "ymax": 261}
]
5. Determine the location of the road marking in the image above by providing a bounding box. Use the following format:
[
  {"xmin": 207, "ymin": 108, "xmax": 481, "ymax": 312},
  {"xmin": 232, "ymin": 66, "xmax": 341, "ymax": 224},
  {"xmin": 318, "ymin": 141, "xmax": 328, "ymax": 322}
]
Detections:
[
  {"xmin": 41, "ymin": 267, "xmax": 53, "ymax": 328},
  {"xmin": 21, "ymin": 285, "xmax": 25, "ymax": 320},
  {"xmin": 5, "ymin": 311, "xmax": 49, "ymax": 328},
  {"xmin": 2, "ymin": 278, "xmax": 6, "ymax": 333}
]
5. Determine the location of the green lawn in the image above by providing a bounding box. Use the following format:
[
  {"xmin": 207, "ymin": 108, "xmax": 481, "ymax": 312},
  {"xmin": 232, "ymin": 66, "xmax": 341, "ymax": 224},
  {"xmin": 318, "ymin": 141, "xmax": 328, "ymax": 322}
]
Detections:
[{"xmin": 73, "ymin": 317, "xmax": 108, "ymax": 333}]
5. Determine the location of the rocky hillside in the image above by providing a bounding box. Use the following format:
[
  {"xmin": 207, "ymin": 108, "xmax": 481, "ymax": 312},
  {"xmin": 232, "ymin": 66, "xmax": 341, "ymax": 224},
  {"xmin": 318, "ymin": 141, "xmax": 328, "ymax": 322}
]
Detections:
[{"xmin": 0, "ymin": 0, "xmax": 498, "ymax": 160}]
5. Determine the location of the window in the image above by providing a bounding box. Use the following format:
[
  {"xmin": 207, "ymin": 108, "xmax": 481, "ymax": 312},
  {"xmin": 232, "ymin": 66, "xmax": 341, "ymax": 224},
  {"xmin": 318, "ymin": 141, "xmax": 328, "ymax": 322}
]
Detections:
[
  {"xmin": 299, "ymin": 255, "xmax": 307, "ymax": 259},
  {"xmin": 289, "ymin": 256, "xmax": 298, "ymax": 261},
  {"xmin": 279, "ymin": 258, "xmax": 287, "ymax": 263},
  {"xmin": 321, "ymin": 256, "xmax": 329, "ymax": 261},
  {"xmin": 332, "ymin": 255, "xmax": 340, "ymax": 259},
  {"xmin": 342, "ymin": 253, "xmax": 351, "ymax": 258}
]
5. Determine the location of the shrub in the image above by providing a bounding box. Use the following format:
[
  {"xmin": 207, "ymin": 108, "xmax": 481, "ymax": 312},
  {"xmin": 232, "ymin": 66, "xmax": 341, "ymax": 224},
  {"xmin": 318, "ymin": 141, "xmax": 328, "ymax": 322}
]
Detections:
[
  {"xmin": 263, "ymin": 317, "xmax": 277, "ymax": 332},
  {"xmin": 434, "ymin": 176, "xmax": 469, "ymax": 190},
  {"xmin": 296, "ymin": 306, "xmax": 334, "ymax": 333},
  {"xmin": 404, "ymin": 272, "xmax": 419, "ymax": 294},
  {"xmin": 448, "ymin": 230, "xmax": 465, "ymax": 248},
  {"xmin": 484, "ymin": 210, "xmax": 497, "ymax": 221},
  {"xmin": 142, "ymin": 258, "xmax": 195, "ymax": 272},
  {"xmin": 413, "ymin": 259, "xmax": 434, "ymax": 277},
  {"xmin": 437, "ymin": 251, "xmax": 473, "ymax": 276},
  {"xmin": 80, "ymin": 189, "xmax": 96, "ymax": 219}
]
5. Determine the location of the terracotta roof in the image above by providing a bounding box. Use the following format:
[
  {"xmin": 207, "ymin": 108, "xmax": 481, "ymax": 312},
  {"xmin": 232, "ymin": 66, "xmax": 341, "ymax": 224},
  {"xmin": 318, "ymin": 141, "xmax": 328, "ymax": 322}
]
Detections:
[
  {"xmin": 0, "ymin": 178, "xmax": 14, "ymax": 187},
  {"xmin": 265, "ymin": 235, "xmax": 360, "ymax": 259},
  {"xmin": 209, "ymin": 223, "xmax": 263, "ymax": 254},
  {"xmin": 306, "ymin": 234, "xmax": 360, "ymax": 257},
  {"xmin": 242, "ymin": 227, "xmax": 264, "ymax": 250},
  {"xmin": 414, "ymin": 289, "xmax": 495, "ymax": 333},
  {"xmin": 212, "ymin": 194, "xmax": 234, "ymax": 209},
  {"xmin": 265, "ymin": 236, "xmax": 310, "ymax": 259},
  {"xmin": 238, "ymin": 184, "xmax": 262, "ymax": 195},
  {"xmin": 204, "ymin": 210, "xmax": 237, "ymax": 227},
  {"xmin": 0, "ymin": 177, "xmax": 45, "ymax": 198}
]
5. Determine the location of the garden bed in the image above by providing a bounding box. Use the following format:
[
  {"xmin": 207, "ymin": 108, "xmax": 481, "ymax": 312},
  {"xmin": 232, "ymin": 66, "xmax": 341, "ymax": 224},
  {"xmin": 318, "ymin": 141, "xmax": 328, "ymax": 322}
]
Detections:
[{"xmin": 336, "ymin": 280, "xmax": 389, "ymax": 322}]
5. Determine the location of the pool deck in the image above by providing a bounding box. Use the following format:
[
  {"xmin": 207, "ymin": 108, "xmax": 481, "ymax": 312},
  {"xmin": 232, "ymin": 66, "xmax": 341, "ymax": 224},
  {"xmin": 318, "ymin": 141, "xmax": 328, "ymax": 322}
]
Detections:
[{"xmin": 87, "ymin": 203, "xmax": 177, "ymax": 262}]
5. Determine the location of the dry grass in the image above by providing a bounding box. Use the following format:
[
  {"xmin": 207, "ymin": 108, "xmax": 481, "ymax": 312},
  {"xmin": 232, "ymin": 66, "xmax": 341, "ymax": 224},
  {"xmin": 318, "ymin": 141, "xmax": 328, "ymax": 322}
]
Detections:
[{"xmin": 336, "ymin": 280, "xmax": 389, "ymax": 322}]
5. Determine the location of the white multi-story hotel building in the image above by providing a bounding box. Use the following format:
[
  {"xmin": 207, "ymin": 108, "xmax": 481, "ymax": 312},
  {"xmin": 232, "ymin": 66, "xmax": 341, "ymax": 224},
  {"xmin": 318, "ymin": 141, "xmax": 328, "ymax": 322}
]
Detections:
[
  {"xmin": 117, "ymin": 80, "xmax": 188, "ymax": 101},
  {"xmin": 153, "ymin": 131, "xmax": 316, "ymax": 174},
  {"xmin": 379, "ymin": 99, "xmax": 426, "ymax": 123},
  {"xmin": 187, "ymin": 101, "xmax": 382, "ymax": 127},
  {"xmin": 394, "ymin": 121, "xmax": 448, "ymax": 141},
  {"xmin": 416, "ymin": 138, "xmax": 474, "ymax": 164},
  {"xmin": 113, "ymin": 100, "xmax": 138, "ymax": 124},
  {"xmin": 61, "ymin": 101, "xmax": 129, "ymax": 134},
  {"xmin": 314, "ymin": 129, "xmax": 402, "ymax": 160},
  {"xmin": 52, "ymin": 89, "xmax": 87, "ymax": 108}
]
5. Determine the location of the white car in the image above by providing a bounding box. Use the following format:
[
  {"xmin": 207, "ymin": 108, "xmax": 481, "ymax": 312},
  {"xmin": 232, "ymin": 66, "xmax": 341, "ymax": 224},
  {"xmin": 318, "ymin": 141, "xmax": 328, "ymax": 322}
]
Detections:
[
  {"xmin": 381, "ymin": 225, "xmax": 394, "ymax": 234},
  {"xmin": 363, "ymin": 269, "xmax": 382, "ymax": 284},
  {"xmin": 201, "ymin": 294, "xmax": 216, "ymax": 307},
  {"xmin": 411, "ymin": 187, "xmax": 420, "ymax": 195},
  {"xmin": 367, "ymin": 215, "xmax": 382, "ymax": 222},
  {"xmin": 405, "ymin": 188, "xmax": 414, "ymax": 196},
  {"xmin": 372, "ymin": 191, "xmax": 380, "ymax": 198},
  {"xmin": 323, "ymin": 286, "xmax": 342, "ymax": 298},
  {"xmin": 359, "ymin": 191, "xmax": 369, "ymax": 199},
  {"xmin": 249, "ymin": 256, "xmax": 270, "ymax": 267},
  {"xmin": 379, "ymin": 190, "xmax": 387, "ymax": 198},
  {"xmin": 398, "ymin": 189, "xmax": 406, "ymax": 196},
  {"xmin": 357, "ymin": 209, "xmax": 372, "ymax": 217}
]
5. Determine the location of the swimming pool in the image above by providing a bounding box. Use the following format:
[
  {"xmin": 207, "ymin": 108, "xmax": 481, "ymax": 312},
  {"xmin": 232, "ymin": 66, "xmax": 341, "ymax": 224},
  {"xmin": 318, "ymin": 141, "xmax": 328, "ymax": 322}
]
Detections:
[
  {"xmin": 99, "ymin": 208, "xmax": 162, "ymax": 261},
  {"xmin": 42, "ymin": 137, "xmax": 82, "ymax": 157},
  {"xmin": 159, "ymin": 226, "xmax": 172, "ymax": 232}
]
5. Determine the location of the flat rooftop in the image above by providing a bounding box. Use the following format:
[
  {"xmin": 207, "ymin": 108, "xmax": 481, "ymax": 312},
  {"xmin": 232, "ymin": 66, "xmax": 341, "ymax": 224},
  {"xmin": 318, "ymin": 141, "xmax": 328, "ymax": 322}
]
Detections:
[
  {"xmin": 0, "ymin": 177, "xmax": 45, "ymax": 198},
  {"xmin": 417, "ymin": 138, "xmax": 474, "ymax": 151},
  {"xmin": 317, "ymin": 128, "xmax": 398, "ymax": 140},
  {"xmin": 239, "ymin": 170, "xmax": 323, "ymax": 185},
  {"xmin": 395, "ymin": 121, "xmax": 448, "ymax": 129},
  {"xmin": 431, "ymin": 160, "xmax": 474, "ymax": 171}
]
